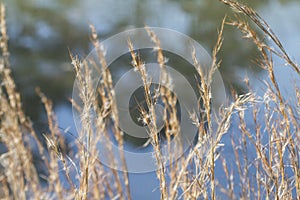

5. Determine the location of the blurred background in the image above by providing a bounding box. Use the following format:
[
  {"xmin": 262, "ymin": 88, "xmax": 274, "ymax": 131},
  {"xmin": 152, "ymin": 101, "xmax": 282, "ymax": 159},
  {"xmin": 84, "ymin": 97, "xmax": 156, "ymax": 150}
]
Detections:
[{"xmin": 3, "ymin": 0, "xmax": 300, "ymax": 198}]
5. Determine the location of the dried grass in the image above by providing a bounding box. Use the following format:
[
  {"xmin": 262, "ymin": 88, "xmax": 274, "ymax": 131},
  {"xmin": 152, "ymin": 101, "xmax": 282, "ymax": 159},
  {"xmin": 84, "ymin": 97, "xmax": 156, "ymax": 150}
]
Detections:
[{"xmin": 0, "ymin": 1, "xmax": 299, "ymax": 199}]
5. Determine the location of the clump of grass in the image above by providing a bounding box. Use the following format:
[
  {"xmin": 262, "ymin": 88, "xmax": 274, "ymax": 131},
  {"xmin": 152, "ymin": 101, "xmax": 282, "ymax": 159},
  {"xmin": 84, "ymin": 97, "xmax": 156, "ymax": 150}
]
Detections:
[
  {"xmin": 0, "ymin": 3, "xmax": 42, "ymax": 199},
  {"xmin": 0, "ymin": 1, "xmax": 299, "ymax": 199}
]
